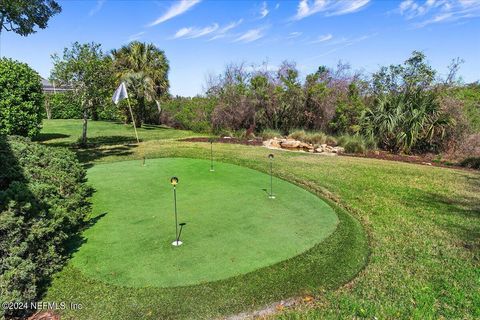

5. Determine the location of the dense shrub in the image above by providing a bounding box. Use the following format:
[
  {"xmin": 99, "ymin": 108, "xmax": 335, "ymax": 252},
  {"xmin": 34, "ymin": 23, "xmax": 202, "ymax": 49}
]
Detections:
[
  {"xmin": 259, "ymin": 129, "xmax": 282, "ymax": 139},
  {"xmin": 0, "ymin": 136, "xmax": 91, "ymax": 318},
  {"xmin": 288, "ymin": 129, "xmax": 307, "ymax": 141},
  {"xmin": 0, "ymin": 58, "xmax": 44, "ymax": 137},
  {"xmin": 450, "ymin": 83, "xmax": 480, "ymax": 132},
  {"xmin": 44, "ymin": 91, "xmax": 82, "ymax": 119},
  {"xmin": 460, "ymin": 157, "xmax": 480, "ymax": 170},
  {"xmin": 161, "ymin": 96, "xmax": 215, "ymax": 132},
  {"xmin": 330, "ymin": 82, "xmax": 367, "ymax": 134},
  {"xmin": 288, "ymin": 130, "xmax": 329, "ymax": 145},
  {"xmin": 337, "ymin": 134, "xmax": 370, "ymax": 154}
]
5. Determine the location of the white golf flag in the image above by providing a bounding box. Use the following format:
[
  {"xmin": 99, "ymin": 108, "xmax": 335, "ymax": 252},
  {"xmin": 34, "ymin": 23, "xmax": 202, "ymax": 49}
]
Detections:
[{"xmin": 112, "ymin": 82, "xmax": 128, "ymax": 105}]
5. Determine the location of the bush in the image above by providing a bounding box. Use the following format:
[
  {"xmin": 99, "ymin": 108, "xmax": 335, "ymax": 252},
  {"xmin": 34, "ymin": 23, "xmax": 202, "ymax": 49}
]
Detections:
[
  {"xmin": 45, "ymin": 91, "xmax": 82, "ymax": 119},
  {"xmin": 337, "ymin": 134, "xmax": 367, "ymax": 154},
  {"xmin": 0, "ymin": 58, "xmax": 44, "ymax": 137},
  {"xmin": 288, "ymin": 129, "xmax": 307, "ymax": 141},
  {"xmin": 0, "ymin": 136, "xmax": 91, "ymax": 318},
  {"xmin": 450, "ymin": 83, "xmax": 480, "ymax": 132},
  {"xmin": 460, "ymin": 157, "xmax": 480, "ymax": 170},
  {"xmin": 161, "ymin": 96, "xmax": 215, "ymax": 132},
  {"xmin": 259, "ymin": 129, "xmax": 282, "ymax": 140},
  {"xmin": 307, "ymin": 132, "xmax": 327, "ymax": 145}
]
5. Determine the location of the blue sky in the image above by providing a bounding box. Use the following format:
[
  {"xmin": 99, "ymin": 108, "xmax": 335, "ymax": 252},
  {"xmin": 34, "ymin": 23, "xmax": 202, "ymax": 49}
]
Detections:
[{"xmin": 2, "ymin": 0, "xmax": 479, "ymax": 96}]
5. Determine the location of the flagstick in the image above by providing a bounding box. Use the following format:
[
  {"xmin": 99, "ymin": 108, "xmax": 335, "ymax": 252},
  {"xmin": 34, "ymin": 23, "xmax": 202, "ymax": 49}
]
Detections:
[
  {"xmin": 126, "ymin": 97, "xmax": 140, "ymax": 143},
  {"xmin": 126, "ymin": 97, "xmax": 146, "ymax": 166}
]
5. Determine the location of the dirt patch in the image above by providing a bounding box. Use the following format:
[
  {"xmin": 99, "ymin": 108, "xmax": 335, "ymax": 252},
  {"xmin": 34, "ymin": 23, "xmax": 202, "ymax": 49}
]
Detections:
[
  {"xmin": 27, "ymin": 311, "xmax": 60, "ymax": 320},
  {"xmin": 342, "ymin": 150, "xmax": 467, "ymax": 170}
]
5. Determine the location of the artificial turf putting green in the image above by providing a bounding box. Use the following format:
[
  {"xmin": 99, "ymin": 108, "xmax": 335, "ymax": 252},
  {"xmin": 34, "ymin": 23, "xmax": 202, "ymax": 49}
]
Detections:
[{"xmin": 73, "ymin": 158, "xmax": 338, "ymax": 287}]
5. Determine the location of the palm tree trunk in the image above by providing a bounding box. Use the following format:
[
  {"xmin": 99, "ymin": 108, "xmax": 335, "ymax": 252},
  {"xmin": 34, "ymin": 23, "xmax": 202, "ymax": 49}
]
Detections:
[{"xmin": 156, "ymin": 100, "xmax": 162, "ymax": 125}]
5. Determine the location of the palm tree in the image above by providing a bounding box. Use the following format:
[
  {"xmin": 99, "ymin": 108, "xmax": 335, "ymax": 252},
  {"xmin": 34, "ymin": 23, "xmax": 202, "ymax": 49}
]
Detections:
[{"xmin": 112, "ymin": 41, "xmax": 169, "ymax": 126}]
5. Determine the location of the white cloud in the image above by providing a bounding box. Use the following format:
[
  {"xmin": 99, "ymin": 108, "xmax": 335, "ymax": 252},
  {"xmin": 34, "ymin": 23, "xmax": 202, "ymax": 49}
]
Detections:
[
  {"xmin": 287, "ymin": 31, "xmax": 303, "ymax": 38},
  {"xmin": 234, "ymin": 28, "xmax": 265, "ymax": 43},
  {"xmin": 148, "ymin": 0, "xmax": 201, "ymax": 27},
  {"xmin": 328, "ymin": 0, "xmax": 370, "ymax": 16},
  {"xmin": 173, "ymin": 23, "xmax": 219, "ymax": 39},
  {"xmin": 128, "ymin": 31, "xmax": 145, "ymax": 41},
  {"xmin": 260, "ymin": 1, "xmax": 269, "ymax": 18},
  {"xmin": 306, "ymin": 33, "xmax": 376, "ymax": 60},
  {"xmin": 89, "ymin": 0, "xmax": 106, "ymax": 16},
  {"xmin": 174, "ymin": 27, "xmax": 194, "ymax": 38},
  {"xmin": 310, "ymin": 33, "xmax": 333, "ymax": 43},
  {"xmin": 208, "ymin": 19, "xmax": 243, "ymax": 40},
  {"xmin": 275, "ymin": 3, "xmax": 280, "ymax": 10},
  {"xmin": 219, "ymin": 19, "xmax": 243, "ymax": 33},
  {"xmin": 398, "ymin": 0, "xmax": 480, "ymax": 27},
  {"xmin": 293, "ymin": 0, "xmax": 370, "ymax": 20}
]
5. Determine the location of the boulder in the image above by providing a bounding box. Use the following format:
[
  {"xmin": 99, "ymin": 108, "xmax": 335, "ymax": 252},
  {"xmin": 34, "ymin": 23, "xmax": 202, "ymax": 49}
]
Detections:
[
  {"xmin": 281, "ymin": 139, "xmax": 301, "ymax": 149},
  {"xmin": 332, "ymin": 146, "xmax": 345, "ymax": 153}
]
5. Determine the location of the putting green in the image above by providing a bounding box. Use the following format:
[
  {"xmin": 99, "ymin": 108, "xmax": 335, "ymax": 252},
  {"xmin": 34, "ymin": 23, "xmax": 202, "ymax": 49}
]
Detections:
[{"xmin": 72, "ymin": 158, "xmax": 338, "ymax": 287}]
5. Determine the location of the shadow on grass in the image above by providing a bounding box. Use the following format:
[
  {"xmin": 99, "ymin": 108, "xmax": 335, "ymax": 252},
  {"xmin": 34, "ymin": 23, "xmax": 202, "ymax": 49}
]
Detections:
[
  {"xmin": 65, "ymin": 212, "xmax": 108, "ymax": 258},
  {"xmin": 81, "ymin": 135, "xmax": 140, "ymax": 146},
  {"xmin": 76, "ymin": 144, "xmax": 137, "ymax": 166},
  {"xmin": 37, "ymin": 135, "xmax": 139, "ymax": 164},
  {"xmin": 33, "ymin": 132, "xmax": 70, "ymax": 142},
  {"xmin": 406, "ymin": 179, "xmax": 480, "ymax": 250}
]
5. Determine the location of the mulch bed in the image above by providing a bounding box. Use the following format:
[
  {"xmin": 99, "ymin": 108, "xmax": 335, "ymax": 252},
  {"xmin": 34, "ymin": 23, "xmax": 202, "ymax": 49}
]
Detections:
[{"xmin": 180, "ymin": 137, "xmax": 473, "ymax": 170}]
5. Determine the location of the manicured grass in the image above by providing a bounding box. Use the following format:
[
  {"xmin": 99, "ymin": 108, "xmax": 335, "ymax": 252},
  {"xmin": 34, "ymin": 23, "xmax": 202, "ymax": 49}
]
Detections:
[
  {"xmin": 35, "ymin": 119, "xmax": 206, "ymax": 146},
  {"xmin": 74, "ymin": 158, "xmax": 338, "ymax": 287},
  {"xmin": 39, "ymin": 122, "xmax": 480, "ymax": 319}
]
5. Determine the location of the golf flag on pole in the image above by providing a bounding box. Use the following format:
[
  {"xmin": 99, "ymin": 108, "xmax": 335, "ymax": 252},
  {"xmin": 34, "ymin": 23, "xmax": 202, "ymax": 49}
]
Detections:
[
  {"xmin": 112, "ymin": 82, "xmax": 140, "ymax": 144},
  {"xmin": 112, "ymin": 82, "xmax": 128, "ymax": 104}
]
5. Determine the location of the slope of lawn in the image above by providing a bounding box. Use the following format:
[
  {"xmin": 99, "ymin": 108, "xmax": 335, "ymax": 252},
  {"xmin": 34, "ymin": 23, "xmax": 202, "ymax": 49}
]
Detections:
[
  {"xmin": 74, "ymin": 158, "xmax": 338, "ymax": 287},
  {"xmin": 39, "ymin": 121, "xmax": 480, "ymax": 319}
]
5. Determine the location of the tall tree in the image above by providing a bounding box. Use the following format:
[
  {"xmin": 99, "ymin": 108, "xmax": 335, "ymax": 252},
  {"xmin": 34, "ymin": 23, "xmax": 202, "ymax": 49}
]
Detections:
[
  {"xmin": 50, "ymin": 42, "xmax": 113, "ymax": 146},
  {"xmin": 0, "ymin": 0, "xmax": 61, "ymax": 35},
  {"xmin": 364, "ymin": 51, "xmax": 455, "ymax": 153},
  {"xmin": 111, "ymin": 41, "xmax": 169, "ymax": 127}
]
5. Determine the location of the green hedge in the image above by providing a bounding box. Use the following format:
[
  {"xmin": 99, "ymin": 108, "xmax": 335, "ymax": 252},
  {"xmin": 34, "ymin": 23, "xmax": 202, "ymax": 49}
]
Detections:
[
  {"xmin": 0, "ymin": 136, "xmax": 91, "ymax": 318},
  {"xmin": 0, "ymin": 58, "xmax": 44, "ymax": 137}
]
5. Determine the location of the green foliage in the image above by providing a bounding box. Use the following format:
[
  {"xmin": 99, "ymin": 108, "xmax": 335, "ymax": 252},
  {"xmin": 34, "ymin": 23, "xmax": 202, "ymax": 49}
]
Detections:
[
  {"xmin": 337, "ymin": 134, "xmax": 367, "ymax": 154},
  {"xmin": 363, "ymin": 52, "xmax": 455, "ymax": 154},
  {"xmin": 330, "ymin": 82, "xmax": 367, "ymax": 134},
  {"xmin": 460, "ymin": 157, "xmax": 480, "ymax": 170},
  {"xmin": 449, "ymin": 83, "xmax": 480, "ymax": 132},
  {"xmin": 288, "ymin": 130, "xmax": 329, "ymax": 145},
  {"xmin": 51, "ymin": 42, "xmax": 114, "ymax": 145},
  {"xmin": 161, "ymin": 96, "xmax": 215, "ymax": 132},
  {"xmin": 0, "ymin": 0, "xmax": 61, "ymax": 36},
  {"xmin": 259, "ymin": 128, "xmax": 282, "ymax": 139},
  {"xmin": 288, "ymin": 129, "xmax": 307, "ymax": 141},
  {"xmin": 0, "ymin": 136, "xmax": 90, "ymax": 318},
  {"xmin": 0, "ymin": 58, "xmax": 44, "ymax": 137},
  {"xmin": 45, "ymin": 91, "xmax": 82, "ymax": 119},
  {"xmin": 112, "ymin": 41, "xmax": 170, "ymax": 126}
]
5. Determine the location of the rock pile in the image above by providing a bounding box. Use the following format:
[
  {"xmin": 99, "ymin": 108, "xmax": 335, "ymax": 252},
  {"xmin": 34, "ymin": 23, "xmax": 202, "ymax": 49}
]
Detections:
[{"xmin": 263, "ymin": 138, "xmax": 345, "ymax": 154}]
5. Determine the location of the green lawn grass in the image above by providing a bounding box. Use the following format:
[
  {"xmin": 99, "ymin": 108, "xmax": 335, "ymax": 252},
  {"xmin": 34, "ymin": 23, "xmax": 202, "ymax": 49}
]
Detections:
[
  {"xmin": 74, "ymin": 158, "xmax": 338, "ymax": 287},
  {"xmin": 35, "ymin": 119, "xmax": 207, "ymax": 146},
  {"xmin": 38, "ymin": 121, "xmax": 480, "ymax": 319}
]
